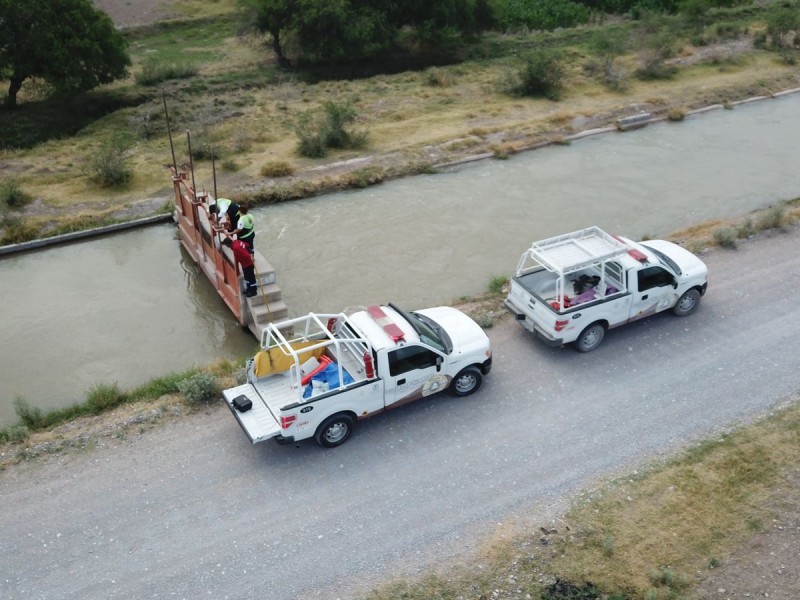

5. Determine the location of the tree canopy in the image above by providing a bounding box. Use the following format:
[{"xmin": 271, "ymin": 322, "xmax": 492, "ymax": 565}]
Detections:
[
  {"xmin": 0, "ymin": 0, "xmax": 130, "ymax": 108},
  {"xmin": 241, "ymin": 0, "xmax": 494, "ymax": 67}
]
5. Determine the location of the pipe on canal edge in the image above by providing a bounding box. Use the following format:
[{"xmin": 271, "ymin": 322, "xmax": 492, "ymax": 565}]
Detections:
[{"xmin": 0, "ymin": 213, "xmax": 174, "ymax": 257}]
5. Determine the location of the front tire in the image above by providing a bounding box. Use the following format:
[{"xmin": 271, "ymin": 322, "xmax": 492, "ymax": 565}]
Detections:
[
  {"xmin": 673, "ymin": 289, "xmax": 701, "ymax": 316},
  {"xmin": 450, "ymin": 367, "xmax": 483, "ymax": 397},
  {"xmin": 574, "ymin": 322, "xmax": 606, "ymax": 353},
  {"xmin": 314, "ymin": 413, "xmax": 355, "ymax": 448}
]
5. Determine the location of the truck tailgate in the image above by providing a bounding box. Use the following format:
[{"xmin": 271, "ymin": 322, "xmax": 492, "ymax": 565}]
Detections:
[{"xmin": 223, "ymin": 384, "xmax": 281, "ymax": 443}]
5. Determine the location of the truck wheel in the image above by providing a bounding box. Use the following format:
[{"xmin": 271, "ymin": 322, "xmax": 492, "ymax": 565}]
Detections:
[
  {"xmin": 574, "ymin": 323, "xmax": 605, "ymax": 353},
  {"xmin": 673, "ymin": 289, "xmax": 701, "ymax": 316},
  {"xmin": 450, "ymin": 367, "xmax": 482, "ymax": 397},
  {"xmin": 314, "ymin": 413, "xmax": 355, "ymax": 448}
]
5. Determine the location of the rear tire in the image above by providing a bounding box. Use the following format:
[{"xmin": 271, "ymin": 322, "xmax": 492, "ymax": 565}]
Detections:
[
  {"xmin": 314, "ymin": 413, "xmax": 355, "ymax": 448},
  {"xmin": 673, "ymin": 289, "xmax": 701, "ymax": 316},
  {"xmin": 574, "ymin": 322, "xmax": 606, "ymax": 353},
  {"xmin": 450, "ymin": 367, "xmax": 482, "ymax": 397}
]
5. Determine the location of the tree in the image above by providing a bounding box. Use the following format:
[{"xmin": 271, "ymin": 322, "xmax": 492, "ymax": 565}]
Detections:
[
  {"xmin": 241, "ymin": 0, "xmax": 494, "ymax": 66},
  {"xmin": 0, "ymin": 0, "xmax": 130, "ymax": 108}
]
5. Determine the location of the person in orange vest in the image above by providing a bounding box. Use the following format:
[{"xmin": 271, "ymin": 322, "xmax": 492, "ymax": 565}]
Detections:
[{"xmin": 221, "ymin": 237, "xmax": 257, "ymax": 297}]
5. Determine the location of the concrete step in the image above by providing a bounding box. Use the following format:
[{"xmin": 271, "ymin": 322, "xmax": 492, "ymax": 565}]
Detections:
[
  {"xmin": 247, "ymin": 282, "xmax": 282, "ymax": 303},
  {"xmin": 249, "ymin": 299, "xmax": 289, "ymax": 325}
]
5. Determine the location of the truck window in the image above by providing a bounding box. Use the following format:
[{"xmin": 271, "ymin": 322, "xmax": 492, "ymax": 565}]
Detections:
[
  {"xmin": 388, "ymin": 345, "xmax": 439, "ymax": 376},
  {"xmin": 638, "ymin": 266, "xmax": 674, "ymax": 291}
]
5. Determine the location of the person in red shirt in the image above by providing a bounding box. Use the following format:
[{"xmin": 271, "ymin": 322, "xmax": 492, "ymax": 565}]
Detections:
[{"xmin": 221, "ymin": 237, "xmax": 257, "ymax": 297}]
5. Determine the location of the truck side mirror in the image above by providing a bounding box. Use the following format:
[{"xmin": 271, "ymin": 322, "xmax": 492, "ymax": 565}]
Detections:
[{"xmin": 436, "ymin": 356, "xmax": 443, "ymax": 372}]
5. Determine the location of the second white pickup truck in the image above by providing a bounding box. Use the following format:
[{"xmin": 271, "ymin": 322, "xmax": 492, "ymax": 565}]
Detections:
[
  {"xmin": 504, "ymin": 226, "xmax": 708, "ymax": 352},
  {"xmin": 222, "ymin": 304, "xmax": 492, "ymax": 447}
]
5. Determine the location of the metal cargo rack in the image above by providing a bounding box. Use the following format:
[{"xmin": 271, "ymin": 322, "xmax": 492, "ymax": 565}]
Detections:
[{"xmin": 516, "ymin": 226, "xmax": 629, "ymax": 276}]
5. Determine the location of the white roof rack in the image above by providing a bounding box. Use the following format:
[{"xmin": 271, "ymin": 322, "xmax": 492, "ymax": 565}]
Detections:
[{"xmin": 522, "ymin": 226, "xmax": 628, "ymax": 275}]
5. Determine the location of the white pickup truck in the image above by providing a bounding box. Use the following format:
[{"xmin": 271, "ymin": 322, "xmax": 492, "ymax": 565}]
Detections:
[
  {"xmin": 222, "ymin": 304, "xmax": 492, "ymax": 447},
  {"xmin": 504, "ymin": 226, "xmax": 708, "ymax": 352}
]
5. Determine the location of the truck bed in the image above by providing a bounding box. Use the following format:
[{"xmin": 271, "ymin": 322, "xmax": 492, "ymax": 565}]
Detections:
[{"xmin": 222, "ymin": 373, "xmax": 297, "ymax": 443}]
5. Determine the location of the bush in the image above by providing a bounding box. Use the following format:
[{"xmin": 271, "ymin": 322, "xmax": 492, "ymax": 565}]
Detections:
[
  {"xmin": 177, "ymin": 372, "xmax": 218, "ymax": 404},
  {"xmin": 221, "ymin": 159, "xmax": 240, "ymax": 172},
  {"xmin": 513, "ymin": 49, "xmax": 566, "ymax": 100},
  {"xmin": 0, "ymin": 180, "xmax": 32, "ymax": 210},
  {"xmin": 135, "ymin": 59, "xmax": 198, "ymax": 86},
  {"xmin": 85, "ymin": 134, "xmax": 133, "ymax": 188},
  {"xmin": 766, "ymin": 6, "xmax": 800, "ymax": 50},
  {"xmin": 87, "ymin": 383, "xmax": 129, "ymax": 413},
  {"xmin": 0, "ymin": 424, "xmax": 30, "ymax": 443},
  {"xmin": 755, "ymin": 205, "xmax": 786, "ymax": 231},
  {"xmin": 13, "ymin": 397, "xmax": 45, "ymax": 429},
  {"xmin": 713, "ymin": 226, "xmax": 737, "ymax": 248},
  {"xmin": 488, "ymin": 275, "xmax": 508, "ymax": 294},
  {"xmin": 1, "ymin": 216, "xmax": 39, "ymax": 244},
  {"xmin": 425, "ymin": 67, "xmax": 454, "ymax": 87},
  {"xmin": 295, "ymin": 112, "xmax": 328, "ymax": 158},
  {"xmin": 497, "ymin": 0, "xmax": 591, "ymax": 31},
  {"xmin": 295, "ymin": 101, "xmax": 367, "ymax": 158},
  {"xmin": 260, "ymin": 160, "xmax": 296, "ymax": 177}
]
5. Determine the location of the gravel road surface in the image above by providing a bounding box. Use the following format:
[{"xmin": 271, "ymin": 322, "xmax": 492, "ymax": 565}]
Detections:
[{"xmin": 1, "ymin": 226, "xmax": 799, "ymax": 599}]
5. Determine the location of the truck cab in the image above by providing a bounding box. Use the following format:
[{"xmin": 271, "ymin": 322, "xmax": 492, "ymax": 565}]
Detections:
[
  {"xmin": 504, "ymin": 227, "xmax": 708, "ymax": 352},
  {"xmin": 222, "ymin": 304, "xmax": 492, "ymax": 448}
]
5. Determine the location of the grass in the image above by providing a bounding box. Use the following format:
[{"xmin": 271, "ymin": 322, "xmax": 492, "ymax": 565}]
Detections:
[
  {"xmin": 364, "ymin": 398, "xmax": 800, "ymax": 599},
  {"xmin": 1, "ymin": 2, "xmax": 798, "ymax": 235}
]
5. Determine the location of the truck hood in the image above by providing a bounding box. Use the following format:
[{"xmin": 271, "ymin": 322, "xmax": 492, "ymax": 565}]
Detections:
[
  {"xmin": 641, "ymin": 240, "xmax": 708, "ymax": 281},
  {"xmin": 416, "ymin": 306, "xmax": 490, "ymax": 356}
]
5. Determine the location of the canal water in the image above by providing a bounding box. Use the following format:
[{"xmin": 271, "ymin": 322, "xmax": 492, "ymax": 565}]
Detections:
[{"xmin": 1, "ymin": 93, "xmax": 798, "ymax": 425}]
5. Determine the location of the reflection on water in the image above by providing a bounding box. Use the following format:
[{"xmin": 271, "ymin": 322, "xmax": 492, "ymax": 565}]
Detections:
[{"xmin": 1, "ymin": 93, "xmax": 799, "ymax": 424}]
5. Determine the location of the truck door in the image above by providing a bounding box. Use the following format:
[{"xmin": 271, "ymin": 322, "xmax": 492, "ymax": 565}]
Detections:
[
  {"xmin": 383, "ymin": 344, "xmax": 447, "ymax": 409},
  {"xmin": 630, "ymin": 265, "xmax": 677, "ymax": 321}
]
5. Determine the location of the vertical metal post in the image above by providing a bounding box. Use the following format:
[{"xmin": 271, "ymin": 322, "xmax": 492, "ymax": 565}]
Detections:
[
  {"xmin": 162, "ymin": 90, "xmax": 177, "ymax": 173},
  {"xmin": 211, "ymin": 146, "xmax": 218, "ymax": 201},
  {"xmin": 186, "ymin": 131, "xmax": 197, "ymax": 195}
]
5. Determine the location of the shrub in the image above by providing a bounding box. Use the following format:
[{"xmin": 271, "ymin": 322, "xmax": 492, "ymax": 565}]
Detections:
[
  {"xmin": 0, "ymin": 180, "xmax": 32, "ymax": 210},
  {"xmin": 497, "ymin": 0, "xmax": 591, "ymax": 31},
  {"xmin": 260, "ymin": 160, "xmax": 296, "ymax": 177},
  {"xmin": 295, "ymin": 101, "xmax": 367, "ymax": 158},
  {"xmin": 736, "ymin": 218, "xmax": 753, "ymax": 238},
  {"xmin": 667, "ymin": 107, "xmax": 686, "ymax": 121},
  {"xmin": 221, "ymin": 159, "xmax": 240, "ymax": 172},
  {"xmin": 766, "ymin": 6, "xmax": 800, "ymax": 50},
  {"xmin": 295, "ymin": 112, "xmax": 328, "ymax": 158},
  {"xmin": 488, "ymin": 275, "xmax": 508, "ymax": 294},
  {"xmin": 755, "ymin": 205, "xmax": 786, "ymax": 231},
  {"xmin": 87, "ymin": 383, "xmax": 129, "ymax": 413},
  {"xmin": 135, "ymin": 58, "xmax": 198, "ymax": 86},
  {"xmin": 323, "ymin": 101, "xmax": 365, "ymax": 149},
  {"xmin": 512, "ymin": 49, "xmax": 566, "ymax": 100},
  {"xmin": 0, "ymin": 424, "xmax": 30, "ymax": 443},
  {"xmin": 1, "ymin": 216, "xmax": 39, "ymax": 245},
  {"xmin": 425, "ymin": 67, "xmax": 454, "ymax": 87},
  {"xmin": 177, "ymin": 372, "xmax": 218, "ymax": 404},
  {"xmin": 713, "ymin": 226, "xmax": 737, "ymax": 248},
  {"xmin": 13, "ymin": 397, "xmax": 45, "ymax": 429},
  {"xmin": 85, "ymin": 134, "xmax": 133, "ymax": 188}
]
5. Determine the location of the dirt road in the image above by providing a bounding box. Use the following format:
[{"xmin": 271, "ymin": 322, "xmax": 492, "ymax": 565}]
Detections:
[{"xmin": 1, "ymin": 225, "xmax": 798, "ymax": 599}]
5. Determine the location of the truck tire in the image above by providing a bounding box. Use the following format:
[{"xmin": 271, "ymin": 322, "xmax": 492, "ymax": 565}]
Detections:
[
  {"xmin": 672, "ymin": 289, "xmax": 701, "ymax": 316},
  {"xmin": 314, "ymin": 413, "xmax": 355, "ymax": 448},
  {"xmin": 574, "ymin": 322, "xmax": 606, "ymax": 353},
  {"xmin": 450, "ymin": 367, "xmax": 482, "ymax": 397}
]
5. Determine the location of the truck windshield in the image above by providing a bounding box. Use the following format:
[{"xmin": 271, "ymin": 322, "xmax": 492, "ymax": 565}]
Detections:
[
  {"xmin": 389, "ymin": 303, "xmax": 452, "ymax": 353},
  {"xmin": 647, "ymin": 246, "xmax": 682, "ymax": 276}
]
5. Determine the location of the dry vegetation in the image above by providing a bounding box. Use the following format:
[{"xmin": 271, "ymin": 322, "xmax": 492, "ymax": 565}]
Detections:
[{"xmin": 2, "ymin": 0, "xmax": 799, "ymax": 240}]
